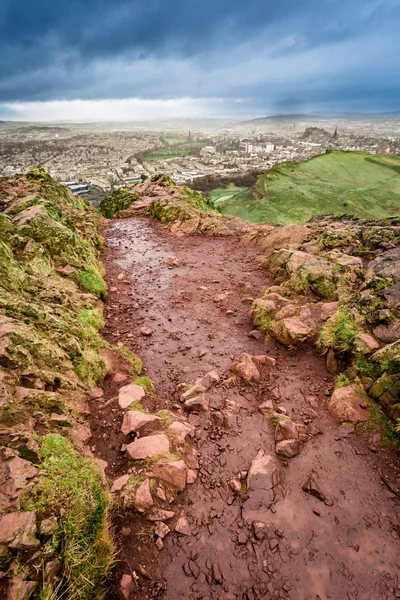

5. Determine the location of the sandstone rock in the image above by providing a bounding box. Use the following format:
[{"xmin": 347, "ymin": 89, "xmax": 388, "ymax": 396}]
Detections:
[
  {"xmin": 251, "ymin": 355, "xmax": 277, "ymax": 368},
  {"xmin": 121, "ymin": 411, "xmax": 160, "ymax": 435},
  {"xmin": 275, "ymin": 304, "xmax": 298, "ymax": 320},
  {"xmin": 259, "ymin": 399, "xmax": 273, "ymax": 412},
  {"xmin": 268, "ymin": 318, "xmax": 312, "ymax": 347},
  {"xmin": 199, "ymin": 370, "xmax": 220, "ymax": 390},
  {"xmin": 252, "ymin": 521, "xmax": 273, "ymax": 541},
  {"xmin": 151, "ymin": 460, "xmax": 187, "ymax": 491},
  {"xmin": 155, "ymin": 486, "xmax": 167, "ymax": 501},
  {"xmin": 186, "ymin": 469, "xmax": 198, "ymax": 484},
  {"xmin": 44, "ymin": 560, "xmax": 61, "ymax": 582},
  {"xmin": 328, "ymin": 384, "xmax": 370, "ymax": 424},
  {"xmin": 126, "ymin": 434, "xmax": 170, "ymax": 460},
  {"xmin": 248, "ymin": 330, "xmax": 263, "ymax": 340},
  {"xmin": 355, "ymin": 332, "xmax": 380, "ymax": 354},
  {"xmin": 154, "ymin": 521, "xmax": 170, "ymax": 539},
  {"xmin": 247, "ymin": 450, "xmax": 283, "ymax": 492},
  {"xmin": 325, "ymin": 347, "xmax": 339, "ymax": 374},
  {"xmin": 120, "ymin": 574, "xmax": 134, "ymax": 599},
  {"xmin": 175, "ymin": 513, "xmax": 191, "ymax": 536},
  {"xmin": 118, "ymin": 384, "xmax": 146, "ymax": 409},
  {"xmin": 184, "ymin": 395, "xmax": 209, "ymax": 412},
  {"xmin": 274, "ymin": 418, "xmax": 299, "ymax": 442},
  {"xmin": 133, "ymin": 479, "xmax": 153, "ymax": 512},
  {"xmin": 7, "ymin": 575, "xmax": 37, "ymax": 600},
  {"xmin": 373, "ymin": 321, "xmax": 400, "ymax": 344},
  {"xmin": 147, "ymin": 509, "xmax": 175, "ymax": 522},
  {"xmin": 231, "ymin": 353, "xmax": 260, "ymax": 384},
  {"xmin": 156, "ymin": 537, "xmax": 164, "ymax": 550},
  {"xmin": 111, "ymin": 474, "xmax": 130, "ymax": 493},
  {"xmin": 165, "ymin": 255, "xmax": 180, "ymax": 267},
  {"xmin": 372, "ymin": 340, "xmax": 400, "ymax": 364},
  {"xmin": 0, "ymin": 511, "xmax": 39, "ymax": 550},
  {"xmin": 113, "ymin": 372, "xmax": 128, "ymax": 384},
  {"xmin": 320, "ymin": 302, "xmax": 339, "ymax": 321},
  {"xmin": 275, "ymin": 439, "xmax": 303, "ymax": 458},
  {"xmin": 39, "ymin": 516, "xmax": 58, "ymax": 537},
  {"xmin": 167, "ymin": 421, "xmax": 194, "ymax": 443},
  {"xmin": 140, "ymin": 327, "xmax": 153, "ymax": 336},
  {"xmin": 180, "ymin": 370, "xmax": 219, "ymax": 402},
  {"xmin": 0, "ymin": 455, "xmax": 38, "ymax": 510},
  {"xmin": 88, "ymin": 387, "xmax": 104, "ymax": 399}
]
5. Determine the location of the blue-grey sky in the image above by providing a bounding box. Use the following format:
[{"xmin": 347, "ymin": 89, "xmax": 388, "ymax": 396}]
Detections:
[{"xmin": 0, "ymin": 0, "xmax": 399, "ymax": 120}]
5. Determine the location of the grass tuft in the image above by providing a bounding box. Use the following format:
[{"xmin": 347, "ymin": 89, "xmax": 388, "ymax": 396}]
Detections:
[
  {"xmin": 22, "ymin": 434, "xmax": 115, "ymax": 600},
  {"xmin": 133, "ymin": 376, "xmax": 154, "ymax": 393},
  {"xmin": 118, "ymin": 346, "xmax": 143, "ymax": 375},
  {"xmin": 77, "ymin": 270, "xmax": 107, "ymax": 300},
  {"xmin": 318, "ymin": 310, "xmax": 358, "ymax": 353}
]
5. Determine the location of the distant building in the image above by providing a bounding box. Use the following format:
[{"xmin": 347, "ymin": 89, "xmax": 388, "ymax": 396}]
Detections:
[{"xmin": 61, "ymin": 181, "xmax": 89, "ymax": 195}]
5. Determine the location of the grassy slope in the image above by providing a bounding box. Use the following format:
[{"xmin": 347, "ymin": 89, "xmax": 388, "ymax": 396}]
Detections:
[
  {"xmin": 209, "ymin": 184, "xmax": 247, "ymax": 206},
  {"xmin": 219, "ymin": 151, "xmax": 400, "ymax": 225}
]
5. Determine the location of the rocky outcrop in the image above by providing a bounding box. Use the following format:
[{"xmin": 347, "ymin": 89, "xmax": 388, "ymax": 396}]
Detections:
[
  {"xmin": 0, "ymin": 169, "xmax": 119, "ymax": 599},
  {"xmin": 327, "ymin": 384, "xmax": 370, "ymax": 423}
]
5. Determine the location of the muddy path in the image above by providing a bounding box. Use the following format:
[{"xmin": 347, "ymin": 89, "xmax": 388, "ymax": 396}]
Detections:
[{"xmin": 91, "ymin": 216, "xmax": 399, "ymax": 600}]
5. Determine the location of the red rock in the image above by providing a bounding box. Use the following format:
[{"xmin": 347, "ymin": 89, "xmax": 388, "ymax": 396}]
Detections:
[
  {"xmin": 133, "ymin": 479, "xmax": 153, "ymax": 512},
  {"xmin": 126, "ymin": 434, "xmax": 170, "ymax": 460},
  {"xmin": 140, "ymin": 327, "xmax": 153, "ymax": 336},
  {"xmin": 121, "ymin": 411, "xmax": 160, "ymax": 435},
  {"xmin": 175, "ymin": 513, "xmax": 191, "ymax": 536},
  {"xmin": 111, "ymin": 474, "xmax": 130, "ymax": 493},
  {"xmin": 231, "ymin": 353, "xmax": 260, "ymax": 384},
  {"xmin": 151, "ymin": 460, "xmax": 187, "ymax": 491},
  {"xmin": 328, "ymin": 384, "xmax": 370, "ymax": 424},
  {"xmin": 118, "ymin": 384, "xmax": 145, "ymax": 409},
  {"xmin": 0, "ymin": 511, "xmax": 39, "ymax": 550}
]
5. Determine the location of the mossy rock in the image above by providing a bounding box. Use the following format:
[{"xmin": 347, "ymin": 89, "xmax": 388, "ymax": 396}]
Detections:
[{"xmin": 99, "ymin": 189, "xmax": 139, "ymax": 218}]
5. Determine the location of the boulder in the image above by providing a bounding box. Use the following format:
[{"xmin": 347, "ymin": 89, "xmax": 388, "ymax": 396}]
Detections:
[
  {"xmin": 39, "ymin": 516, "xmax": 58, "ymax": 537},
  {"xmin": 355, "ymin": 332, "xmax": 379, "ymax": 355},
  {"xmin": 373, "ymin": 321, "xmax": 400, "ymax": 344},
  {"xmin": 7, "ymin": 575, "xmax": 37, "ymax": 600},
  {"xmin": 0, "ymin": 511, "xmax": 39, "ymax": 550},
  {"xmin": 320, "ymin": 302, "xmax": 339, "ymax": 321},
  {"xmin": 165, "ymin": 256, "xmax": 180, "ymax": 267},
  {"xmin": 231, "ymin": 353, "xmax": 260, "ymax": 384},
  {"xmin": 111, "ymin": 474, "xmax": 130, "ymax": 493},
  {"xmin": 275, "ymin": 439, "xmax": 303, "ymax": 458},
  {"xmin": 120, "ymin": 574, "xmax": 134, "ymax": 600},
  {"xmin": 268, "ymin": 318, "xmax": 312, "ymax": 347},
  {"xmin": 247, "ymin": 450, "xmax": 283, "ymax": 492},
  {"xmin": 167, "ymin": 421, "xmax": 194, "ymax": 443},
  {"xmin": 155, "ymin": 521, "xmax": 170, "ymax": 539},
  {"xmin": 184, "ymin": 396, "xmax": 209, "ymax": 412},
  {"xmin": 372, "ymin": 340, "xmax": 400, "ymax": 364},
  {"xmin": 147, "ymin": 509, "xmax": 175, "ymax": 522},
  {"xmin": 125, "ymin": 434, "xmax": 170, "ymax": 460},
  {"xmin": 327, "ymin": 384, "xmax": 370, "ymax": 424},
  {"xmin": 274, "ymin": 418, "xmax": 298, "ymax": 443},
  {"xmin": 121, "ymin": 411, "xmax": 160, "ymax": 435},
  {"xmin": 180, "ymin": 370, "xmax": 219, "ymax": 402},
  {"xmin": 151, "ymin": 460, "xmax": 187, "ymax": 491},
  {"xmin": 133, "ymin": 479, "xmax": 153, "ymax": 512},
  {"xmin": 175, "ymin": 513, "xmax": 191, "ymax": 536},
  {"xmin": 118, "ymin": 384, "xmax": 146, "ymax": 409}
]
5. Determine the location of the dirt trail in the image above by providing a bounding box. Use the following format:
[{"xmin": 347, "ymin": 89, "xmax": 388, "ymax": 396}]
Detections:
[{"xmin": 92, "ymin": 216, "xmax": 399, "ymax": 600}]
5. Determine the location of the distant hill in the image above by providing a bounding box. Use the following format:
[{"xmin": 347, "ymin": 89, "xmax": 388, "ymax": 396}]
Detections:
[
  {"xmin": 243, "ymin": 114, "xmax": 321, "ymax": 124},
  {"xmin": 15, "ymin": 125, "xmax": 70, "ymax": 133},
  {"xmin": 218, "ymin": 151, "xmax": 400, "ymax": 225}
]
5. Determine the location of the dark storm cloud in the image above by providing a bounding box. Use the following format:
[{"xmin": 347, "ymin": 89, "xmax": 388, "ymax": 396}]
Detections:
[{"xmin": 0, "ymin": 0, "xmax": 399, "ymax": 112}]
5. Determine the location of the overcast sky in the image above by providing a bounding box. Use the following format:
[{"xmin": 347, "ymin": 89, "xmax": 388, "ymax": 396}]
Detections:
[{"xmin": 0, "ymin": 0, "xmax": 399, "ymax": 121}]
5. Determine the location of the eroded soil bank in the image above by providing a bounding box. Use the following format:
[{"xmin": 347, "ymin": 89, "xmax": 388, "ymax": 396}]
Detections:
[{"xmin": 92, "ymin": 216, "xmax": 400, "ymax": 600}]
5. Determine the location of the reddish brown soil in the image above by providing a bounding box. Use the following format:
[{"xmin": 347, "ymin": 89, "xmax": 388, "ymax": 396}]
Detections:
[{"xmin": 91, "ymin": 216, "xmax": 400, "ymax": 600}]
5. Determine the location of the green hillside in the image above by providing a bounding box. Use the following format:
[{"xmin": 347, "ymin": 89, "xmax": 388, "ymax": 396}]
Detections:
[{"xmin": 218, "ymin": 151, "xmax": 400, "ymax": 225}]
